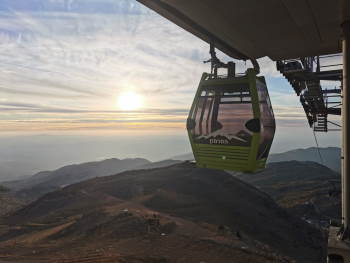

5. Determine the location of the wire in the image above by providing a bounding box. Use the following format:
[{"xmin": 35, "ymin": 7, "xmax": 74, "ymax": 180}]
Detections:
[
  {"xmin": 328, "ymin": 120, "xmax": 342, "ymax": 128},
  {"xmin": 312, "ymin": 129, "xmax": 324, "ymax": 165}
]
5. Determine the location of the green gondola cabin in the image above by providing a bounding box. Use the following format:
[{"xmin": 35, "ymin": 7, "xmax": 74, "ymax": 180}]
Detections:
[{"xmin": 187, "ymin": 68, "xmax": 275, "ymax": 172}]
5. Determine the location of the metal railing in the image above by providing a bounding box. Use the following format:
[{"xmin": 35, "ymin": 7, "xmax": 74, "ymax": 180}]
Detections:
[{"xmin": 276, "ymin": 54, "xmax": 342, "ymax": 132}]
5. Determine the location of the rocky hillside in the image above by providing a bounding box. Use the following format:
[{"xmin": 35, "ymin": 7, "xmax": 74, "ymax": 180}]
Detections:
[
  {"xmin": 1, "ymin": 163, "xmax": 325, "ymax": 263},
  {"xmin": 237, "ymin": 161, "xmax": 340, "ymax": 224}
]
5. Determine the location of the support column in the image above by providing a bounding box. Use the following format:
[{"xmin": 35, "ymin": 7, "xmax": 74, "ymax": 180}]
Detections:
[
  {"xmin": 327, "ymin": 20, "xmax": 350, "ymax": 263},
  {"xmin": 343, "ymin": 20, "xmax": 350, "ymax": 233}
]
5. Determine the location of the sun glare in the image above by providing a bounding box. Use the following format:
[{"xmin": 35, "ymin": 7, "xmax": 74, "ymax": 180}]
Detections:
[{"xmin": 117, "ymin": 91, "xmax": 143, "ymax": 111}]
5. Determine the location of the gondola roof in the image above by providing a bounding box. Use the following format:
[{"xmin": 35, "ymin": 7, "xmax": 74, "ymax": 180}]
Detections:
[{"xmin": 137, "ymin": 0, "xmax": 350, "ymax": 60}]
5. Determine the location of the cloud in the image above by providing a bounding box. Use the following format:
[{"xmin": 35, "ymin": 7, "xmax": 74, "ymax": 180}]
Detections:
[
  {"xmin": 0, "ymin": 1, "xmax": 312, "ymax": 133},
  {"xmin": 0, "ymin": 99, "xmax": 188, "ymax": 114},
  {"xmin": 0, "ymin": 86, "xmax": 98, "ymax": 98},
  {"xmin": 0, "ymin": 0, "xmax": 150, "ymax": 14}
]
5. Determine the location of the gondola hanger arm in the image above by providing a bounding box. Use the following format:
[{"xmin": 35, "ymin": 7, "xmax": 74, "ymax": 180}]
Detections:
[
  {"xmin": 204, "ymin": 43, "xmax": 260, "ymax": 75},
  {"xmin": 250, "ymin": 59, "xmax": 260, "ymax": 75}
]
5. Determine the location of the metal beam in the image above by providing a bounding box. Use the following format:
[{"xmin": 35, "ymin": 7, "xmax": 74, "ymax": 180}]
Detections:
[
  {"xmin": 327, "ymin": 108, "xmax": 341, "ymax": 115},
  {"xmin": 316, "ymin": 70, "xmax": 343, "ymax": 81}
]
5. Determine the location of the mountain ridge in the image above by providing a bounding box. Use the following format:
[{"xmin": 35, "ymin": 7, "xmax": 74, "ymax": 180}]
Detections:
[
  {"xmin": 2, "ymin": 162, "xmax": 325, "ymax": 263},
  {"xmin": 268, "ymin": 147, "xmax": 340, "ymax": 172},
  {"xmin": 3, "ymin": 158, "xmax": 151, "ymax": 198}
]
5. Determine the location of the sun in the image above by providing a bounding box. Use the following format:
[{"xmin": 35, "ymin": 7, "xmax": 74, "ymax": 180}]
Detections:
[{"xmin": 117, "ymin": 91, "xmax": 143, "ymax": 111}]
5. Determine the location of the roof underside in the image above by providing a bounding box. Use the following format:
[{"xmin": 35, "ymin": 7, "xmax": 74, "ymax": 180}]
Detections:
[{"xmin": 137, "ymin": 0, "xmax": 350, "ymax": 61}]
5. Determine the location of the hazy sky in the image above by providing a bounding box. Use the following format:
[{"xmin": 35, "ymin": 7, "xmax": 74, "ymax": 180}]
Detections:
[{"xmin": 0, "ymin": 0, "xmax": 341, "ymax": 175}]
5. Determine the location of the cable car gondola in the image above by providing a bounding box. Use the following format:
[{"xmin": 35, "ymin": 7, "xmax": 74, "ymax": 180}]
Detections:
[{"xmin": 186, "ymin": 46, "xmax": 275, "ymax": 172}]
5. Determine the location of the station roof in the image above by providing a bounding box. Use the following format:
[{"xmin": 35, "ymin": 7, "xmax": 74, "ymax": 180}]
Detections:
[{"xmin": 137, "ymin": 0, "xmax": 350, "ymax": 61}]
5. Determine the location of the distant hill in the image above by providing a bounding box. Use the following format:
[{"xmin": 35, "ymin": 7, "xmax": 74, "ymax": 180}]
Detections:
[
  {"xmin": 171, "ymin": 147, "xmax": 341, "ymax": 172},
  {"xmin": 237, "ymin": 161, "xmax": 341, "ymax": 223},
  {"xmin": 0, "ymin": 185, "xmax": 9, "ymax": 192},
  {"xmin": 3, "ymin": 163, "xmax": 325, "ymax": 263},
  {"xmin": 3, "ymin": 158, "xmax": 184, "ymax": 201},
  {"xmin": 0, "ymin": 186, "xmax": 24, "ymax": 216},
  {"xmin": 0, "ymin": 196, "xmax": 24, "ymax": 217},
  {"xmin": 135, "ymin": 159, "xmax": 182, "ymax": 170},
  {"xmin": 0, "ymin": 161, "xmax": 39, "ymax": 183},
  {"xmin": 4, "ymin": 158, "xmax": 151, "ymax": 199},
  {"xmin": 171, "ymin": 152, "xmax": 194, "ymax": 161},
  {"xmin": 268, "ymin": 147, "xmax": 340, "ymax": 172}
]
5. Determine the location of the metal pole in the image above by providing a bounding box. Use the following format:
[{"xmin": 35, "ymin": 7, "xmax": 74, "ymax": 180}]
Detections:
[
  {"xmin": 227, "ymin": 62, "xmax": 236, "ymax": 78},
  {"xmin": 342, "ymin": 20, "xmax": 350, "ymax": 234}
]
